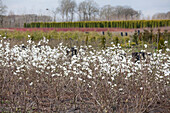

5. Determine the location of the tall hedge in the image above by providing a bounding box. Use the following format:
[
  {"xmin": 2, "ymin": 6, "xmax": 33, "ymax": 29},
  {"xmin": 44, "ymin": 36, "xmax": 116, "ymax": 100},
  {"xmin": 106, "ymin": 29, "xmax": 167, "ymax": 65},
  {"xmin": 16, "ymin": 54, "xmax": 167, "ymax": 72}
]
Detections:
[{"xmin": 24, "ymin": 20, "xmax": 170, "ymax": 29}]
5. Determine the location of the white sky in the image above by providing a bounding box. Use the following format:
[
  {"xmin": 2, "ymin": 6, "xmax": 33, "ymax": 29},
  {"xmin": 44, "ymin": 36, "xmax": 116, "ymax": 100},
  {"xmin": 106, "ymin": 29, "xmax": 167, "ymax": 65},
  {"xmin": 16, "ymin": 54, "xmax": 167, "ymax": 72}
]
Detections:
[{"xmin": 3, "ymin": 0, "xmax": 170, "ymax": 17}]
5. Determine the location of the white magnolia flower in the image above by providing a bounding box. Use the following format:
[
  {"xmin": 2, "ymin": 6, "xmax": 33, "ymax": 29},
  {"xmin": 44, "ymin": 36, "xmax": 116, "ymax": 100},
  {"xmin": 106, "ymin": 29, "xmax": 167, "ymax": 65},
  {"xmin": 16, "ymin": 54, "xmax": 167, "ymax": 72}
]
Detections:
[
  {"xmin": 51, "ymin": 65, "xmax": 55, "ymax": 69},
  {"xmin": 153, "ymin": 53, "xmax": 157, "ymax": 57},
  {"xmin": 78, "ymin": 78, "xmax": 83, "ymax": 81},
  {"xmin": 88, "ymin": 45, "xmax": 92, "ymax": 48},
  {"xmin": 166, "ymin": 48, "xmax": 170, "ymax": 52},
  {"xmin": 102, "ymin": 76, "xmax": 105, "ymax": 79},
  {"xmin": 119, "ymin": 88, "xmax": 123, "ymax": 91},
  {"xmin": 164, "ymin": 41, "xmax": 168, "ymax": 44},
  {"xmin": 70, "ymin": 77, "xmax": 73, "ymax": 80},
  {"xmin": 29, "ymin": 82, "xmax": 33, "ymax": 86},
  {"xmin": 87, "ymin": 75, "xmax": 92, "ymax": 79},
  {"xmin": 140, "ymin": 87, "xmax": 143, "ymax": 90},
  {"xmin": 27, "ymin": 40, "xmax": 31, "ymax": 44},
  {"xmin": 51, "ymin": 74, "xmax": 56, "ymax": 77},
  {"xmin": 159, "ymin": 76, "xmax": 164, "ymax": 79},
  {"xmin": 144, "ymin": 44, "xmax": 147, "ymax": 48}
]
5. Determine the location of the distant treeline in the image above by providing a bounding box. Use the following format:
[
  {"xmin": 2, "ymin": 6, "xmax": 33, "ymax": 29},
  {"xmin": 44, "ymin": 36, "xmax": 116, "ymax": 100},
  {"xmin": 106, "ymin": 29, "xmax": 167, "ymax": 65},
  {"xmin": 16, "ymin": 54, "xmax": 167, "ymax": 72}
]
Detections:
[{"xmin": 24, "ymin": 20, "xmax": 170, "ymax": 29}]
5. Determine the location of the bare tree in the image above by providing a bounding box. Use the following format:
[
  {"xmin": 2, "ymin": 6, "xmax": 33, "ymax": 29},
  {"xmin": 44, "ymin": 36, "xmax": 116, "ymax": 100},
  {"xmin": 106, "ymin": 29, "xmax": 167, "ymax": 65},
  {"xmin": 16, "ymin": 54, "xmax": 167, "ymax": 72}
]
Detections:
[
  {"xmin": 58, "ymin": 0, "xmax": 77, "ymax": 22},
  {"xmin": 110, "ymin": 6, "xmax": 141, "ymax": 20},
  {"xmin": 122, "ymin": 6, "xmax": 140, "ymax": 20},
  {"xmin": 100, "ymin": 5, "xmax": 115, "ymax": 21},
  {"xmin": 58, "ymin": 0, "xmax": 66, "ymax": 21},
  {"xmin": 0, "ymin": 0, "xmax": 7, "ymax": 27},
  {"xmin": 86, "ymin": 0, "xmax": 99, "ymax": 21},
  {"xmin": 69, "ymin": 1, "xmax": 76, "ymax": 22},
  {"xmin": 78, "ymin": 1, "xmax": 87, "ymax": 21},
  {"xmin": 8, "ymin": 10, "xmax": 15, "ymax": 27},
  {"xmin": 152, "ymin": 12, "xmax": 170, "ymax": 19},
  {"xmin": 167, "ymin": 12, "xmax": 170, "ymax": 19},
  {"xmin": 78, "ymin": 0, "xmax": 99, "ymax": 21},
  {"xmin": 114, "ymin": 6, "xmax": 124, "ymax": 20},
  {"xmin": 46, "ymin": 8, "xmax": 58, "ymax": 22}
]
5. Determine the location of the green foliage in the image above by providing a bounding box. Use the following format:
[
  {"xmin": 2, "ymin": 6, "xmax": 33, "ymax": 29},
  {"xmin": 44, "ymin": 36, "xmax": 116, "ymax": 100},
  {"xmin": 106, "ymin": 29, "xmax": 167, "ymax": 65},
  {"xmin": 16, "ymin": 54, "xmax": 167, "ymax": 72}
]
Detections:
[
  {"xmin": 158, "ymin": 37, "xmax": 165, "ymax": 50},
  {"xmin": 24, "ymin": 20, "xmax": 170, "ymax": 28},
  {"xmin": 143, "ymin": 29, "xmax": 150, "ymax": 42},
  {"xmin": 133, "ymin": 31, "xmax": 138, "ymax": 45},
  {"xmin": 131, "ymin": 42, "xmax": 136, "ymax": 46},
  {"xmin": 124, "ymin": 36, "xmax": 130, "ymax": 43},
  {"xmin": 112, "ymin": 36, "xmax": 119, "ymax": 46},
  {"xmin": 85, "ymin": 36, "xmax": 88, "ymax": 45},
  {"xmin": 101, "ymin": 36, "xmax": 106, "ymax": 48},
  {"xmin": 0, "ymin": 30, "xmax": 169, "ymax": 50}
]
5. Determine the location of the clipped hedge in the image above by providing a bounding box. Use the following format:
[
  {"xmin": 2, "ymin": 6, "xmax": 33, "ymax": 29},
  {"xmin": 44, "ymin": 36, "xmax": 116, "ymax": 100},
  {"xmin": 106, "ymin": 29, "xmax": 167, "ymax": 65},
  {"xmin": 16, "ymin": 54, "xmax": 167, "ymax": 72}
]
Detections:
[{"xmin": 24, "ymin": 20, "xmax": 170, "ymax": 28}]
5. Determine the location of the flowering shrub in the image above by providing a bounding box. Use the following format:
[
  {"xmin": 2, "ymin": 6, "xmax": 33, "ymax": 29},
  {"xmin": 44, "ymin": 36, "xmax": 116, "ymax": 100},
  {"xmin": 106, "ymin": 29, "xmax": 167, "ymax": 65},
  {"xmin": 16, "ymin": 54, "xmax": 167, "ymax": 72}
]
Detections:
[{"xmin": 0, "ymin": 37, "xmax": 169, "ymax": 112}]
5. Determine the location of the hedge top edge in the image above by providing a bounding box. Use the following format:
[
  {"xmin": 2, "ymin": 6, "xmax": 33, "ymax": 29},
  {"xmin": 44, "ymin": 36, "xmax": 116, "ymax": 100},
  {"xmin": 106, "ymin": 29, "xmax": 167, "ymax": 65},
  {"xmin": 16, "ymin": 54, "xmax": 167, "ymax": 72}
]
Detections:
[{"xmin": 24, "ymin": 19, "xmax": 170, "ymax": 29}]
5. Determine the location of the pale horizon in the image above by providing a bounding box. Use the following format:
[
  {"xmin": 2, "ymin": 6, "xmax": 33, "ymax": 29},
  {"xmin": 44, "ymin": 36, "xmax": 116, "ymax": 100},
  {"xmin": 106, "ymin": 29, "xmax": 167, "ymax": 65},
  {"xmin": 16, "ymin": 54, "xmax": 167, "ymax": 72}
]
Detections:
[{"xmin": 3, "ymin": 0, "xmax": 170, "ymax": 18}]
